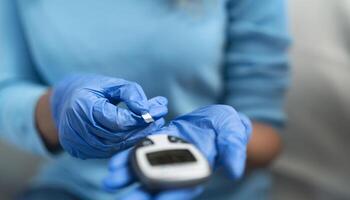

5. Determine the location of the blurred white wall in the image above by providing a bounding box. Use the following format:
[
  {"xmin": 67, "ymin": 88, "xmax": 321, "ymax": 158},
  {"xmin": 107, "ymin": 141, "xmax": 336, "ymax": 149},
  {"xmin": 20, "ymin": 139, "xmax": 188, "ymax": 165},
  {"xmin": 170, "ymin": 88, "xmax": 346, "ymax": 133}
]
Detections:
[{"xmin": 272, "ymin": 0, "xmax": 350, "ymax": 199}]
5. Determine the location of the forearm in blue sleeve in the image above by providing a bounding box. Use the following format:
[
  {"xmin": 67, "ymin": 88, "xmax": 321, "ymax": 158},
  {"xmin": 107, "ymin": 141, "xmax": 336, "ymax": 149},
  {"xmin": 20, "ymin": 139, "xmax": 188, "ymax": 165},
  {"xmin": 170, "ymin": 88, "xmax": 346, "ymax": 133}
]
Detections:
[
  {"xmin": 0, "ymin": 0, "xmax": 50, "ymax": 156},
  {"xmin": 223, "ymin": 0, "xmax": 291, "ymax": 127},
  {"xmin": 0, "ymin": 82, "xmax": 48, "ymax": 155}
]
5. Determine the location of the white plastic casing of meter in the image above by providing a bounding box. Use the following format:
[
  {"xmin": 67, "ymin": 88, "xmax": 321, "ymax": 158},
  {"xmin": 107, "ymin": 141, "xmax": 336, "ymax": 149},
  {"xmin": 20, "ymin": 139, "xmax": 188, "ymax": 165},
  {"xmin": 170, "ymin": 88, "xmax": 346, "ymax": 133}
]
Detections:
[{"xmin": 132, "ymin": 134, "xmax": 211, "ymax": 189}]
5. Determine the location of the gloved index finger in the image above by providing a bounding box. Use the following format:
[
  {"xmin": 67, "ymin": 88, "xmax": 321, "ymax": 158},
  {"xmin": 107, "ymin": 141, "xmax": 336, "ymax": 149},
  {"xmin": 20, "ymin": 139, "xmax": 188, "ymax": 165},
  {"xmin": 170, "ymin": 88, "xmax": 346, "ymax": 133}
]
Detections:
[
  {"xmin": 92, "ymin": 99, "xmax": 146, "ymax": 131},
  {"xmin": 104, "ymin": 80, "xmax": 149, "ymax": 115}
]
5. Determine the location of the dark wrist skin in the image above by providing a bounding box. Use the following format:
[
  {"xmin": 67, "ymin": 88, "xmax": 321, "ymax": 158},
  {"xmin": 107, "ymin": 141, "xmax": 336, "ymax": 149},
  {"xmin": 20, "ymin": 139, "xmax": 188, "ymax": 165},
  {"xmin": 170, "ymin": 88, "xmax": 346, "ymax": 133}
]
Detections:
[
  {"xmin": 246, "ymin": 122, "xmax": 282, "ymax": 168},
  {"xmin": 35, "ymin": 89, "xmax": 62, "ymax": 153}
]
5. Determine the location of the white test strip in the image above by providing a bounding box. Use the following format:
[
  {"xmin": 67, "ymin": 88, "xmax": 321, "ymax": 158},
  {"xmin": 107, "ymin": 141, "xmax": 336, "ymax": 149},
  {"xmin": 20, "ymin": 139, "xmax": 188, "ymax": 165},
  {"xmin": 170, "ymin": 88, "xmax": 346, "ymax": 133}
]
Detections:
[{"xmin": 141, "ymin": 113, "xmax": 154, "ymax": 123}]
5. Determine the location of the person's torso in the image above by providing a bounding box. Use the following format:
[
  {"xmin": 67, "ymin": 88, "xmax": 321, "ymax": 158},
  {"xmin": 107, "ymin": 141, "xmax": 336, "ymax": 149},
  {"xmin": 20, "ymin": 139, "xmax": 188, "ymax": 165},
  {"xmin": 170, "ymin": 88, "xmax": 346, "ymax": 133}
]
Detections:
[{"xmin": 17, "ymin": 0, "xmax": 226, "ymax": 120}]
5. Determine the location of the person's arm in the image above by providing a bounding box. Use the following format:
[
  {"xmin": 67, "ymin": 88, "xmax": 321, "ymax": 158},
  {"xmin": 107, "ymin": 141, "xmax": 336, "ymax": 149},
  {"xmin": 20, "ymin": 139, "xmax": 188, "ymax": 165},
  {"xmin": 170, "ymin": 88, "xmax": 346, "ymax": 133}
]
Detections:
[
  {"xmin": 224, "ymin": 0, "xmax": 291, "ymax": 167},
  {"xmin": 247, "ymin": 122, "xmax": 282, "ymax": 167},
  {"xmin": 35, "ymin": 90, "xmax": 61, "ymax": 152},
  {"xmin": 0, "ymin": 0, "xmax": 53, "ymax": 156}
]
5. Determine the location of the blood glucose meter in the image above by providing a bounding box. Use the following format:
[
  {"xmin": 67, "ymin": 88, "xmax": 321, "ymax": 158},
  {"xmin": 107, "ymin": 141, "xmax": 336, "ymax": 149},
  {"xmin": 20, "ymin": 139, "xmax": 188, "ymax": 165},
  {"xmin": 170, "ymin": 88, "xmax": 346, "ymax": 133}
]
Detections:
[{"xmin": 131, "ymin": 134, "xmax": 211, "ymax": 190}]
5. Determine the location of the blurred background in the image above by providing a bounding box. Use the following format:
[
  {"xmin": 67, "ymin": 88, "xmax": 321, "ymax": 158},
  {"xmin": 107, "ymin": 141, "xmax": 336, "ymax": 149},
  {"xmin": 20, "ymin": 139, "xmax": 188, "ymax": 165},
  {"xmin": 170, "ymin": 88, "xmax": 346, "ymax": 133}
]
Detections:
[
  {"xmin": 271, "ymin": 0, "xmax": 350, "ymax": 199},
  {"xmin": 1, "ymin": 0, "xmax": 349, "ymax": 199}
]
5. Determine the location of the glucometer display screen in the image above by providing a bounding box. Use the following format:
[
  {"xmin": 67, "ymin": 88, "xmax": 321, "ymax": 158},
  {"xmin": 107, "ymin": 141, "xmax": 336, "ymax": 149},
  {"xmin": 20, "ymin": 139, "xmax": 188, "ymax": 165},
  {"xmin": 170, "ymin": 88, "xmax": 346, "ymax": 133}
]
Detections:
[{"xmin": 147, "ymin": 149, "xmax": 196, "ymax": 166}]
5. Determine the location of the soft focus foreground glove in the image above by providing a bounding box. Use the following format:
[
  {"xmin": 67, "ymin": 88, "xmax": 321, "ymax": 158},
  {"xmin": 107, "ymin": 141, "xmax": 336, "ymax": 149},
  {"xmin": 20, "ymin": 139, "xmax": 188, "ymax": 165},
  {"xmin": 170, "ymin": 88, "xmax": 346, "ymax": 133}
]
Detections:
[
  {"xmin": 103, "ymin": 105, "xmax": 252, "ymax": 200},
  {"xmin": 51, "ymin": 74, "xmax": 168, "ymax": 159}
]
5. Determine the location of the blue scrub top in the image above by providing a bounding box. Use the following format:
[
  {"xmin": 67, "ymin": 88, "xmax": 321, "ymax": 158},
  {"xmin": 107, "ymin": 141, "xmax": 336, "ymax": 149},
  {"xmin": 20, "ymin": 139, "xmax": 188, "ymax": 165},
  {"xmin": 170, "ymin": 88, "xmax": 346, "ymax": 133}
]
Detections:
[{"xmin": 0, "ymin": 0, "xmax": 290, "ymax": 199}]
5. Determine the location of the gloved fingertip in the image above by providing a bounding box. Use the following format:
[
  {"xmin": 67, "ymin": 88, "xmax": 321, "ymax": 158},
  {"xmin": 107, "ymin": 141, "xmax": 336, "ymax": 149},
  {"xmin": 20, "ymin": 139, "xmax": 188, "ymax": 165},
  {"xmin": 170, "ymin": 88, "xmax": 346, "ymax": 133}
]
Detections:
[
  {"xmin": 102, "ymin": 170, "xmax": 132, "ymax": 191},
  {"xmin": 227, "ymin": 163, "xmax": 245, "ymax": 180},
  {"xmin": 223, "ymin": 152, "xmax": 247, "ymax": 180},
  {"xmin": 148, "ymin": 106, "xmax": 168, "ymax": 119},
  {"xmin": 151, "ymin": 96, "xmax": 168, "ymax": 106}
]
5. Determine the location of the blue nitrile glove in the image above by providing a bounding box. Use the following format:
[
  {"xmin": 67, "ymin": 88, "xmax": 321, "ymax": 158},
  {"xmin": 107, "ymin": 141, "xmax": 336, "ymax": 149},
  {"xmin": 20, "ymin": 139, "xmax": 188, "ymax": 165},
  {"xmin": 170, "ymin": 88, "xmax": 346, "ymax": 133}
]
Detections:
[
  {"xmin": 51, "ymin": 74, "xmax": 168, "ymax": 159},
  {"xmin": 103, "ymin": 105, "xmax": 252, "ymax": 200}
]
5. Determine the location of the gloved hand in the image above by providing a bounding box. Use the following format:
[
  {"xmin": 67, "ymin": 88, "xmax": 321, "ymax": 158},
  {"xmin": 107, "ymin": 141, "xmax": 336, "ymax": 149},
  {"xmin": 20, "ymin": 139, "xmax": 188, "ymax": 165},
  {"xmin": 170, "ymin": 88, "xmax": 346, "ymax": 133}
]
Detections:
[
  {"xmin": 51, "ymin": 74, "xmax": 168, "ymax": 159},
  {"xmin": 103, "ymin": 105, "xmax": 252, "ymax": 200}
]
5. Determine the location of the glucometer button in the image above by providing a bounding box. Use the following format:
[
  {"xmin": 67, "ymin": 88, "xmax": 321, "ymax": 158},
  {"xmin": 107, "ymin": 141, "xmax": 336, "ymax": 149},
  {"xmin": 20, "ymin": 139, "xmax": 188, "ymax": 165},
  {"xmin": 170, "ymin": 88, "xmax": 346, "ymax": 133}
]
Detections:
[
  {"xmin": 141, "ymin": 139, "xmax": 154, "ymax": 147},
  {"xmin": 136, "ymin": 138, "xmax": 154, "ymax": 148},
  {"xmin": 168, "ymin": 136, "xmax": 188, "ymax": 143}
]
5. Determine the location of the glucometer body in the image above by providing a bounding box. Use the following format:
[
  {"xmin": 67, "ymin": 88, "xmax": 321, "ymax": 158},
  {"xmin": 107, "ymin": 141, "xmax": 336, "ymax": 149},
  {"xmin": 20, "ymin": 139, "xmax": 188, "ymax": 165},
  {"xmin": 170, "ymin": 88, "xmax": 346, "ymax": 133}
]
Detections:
[{"xmin": 131, "ymin": 134, "xmax": 211, "ymax": 190}]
